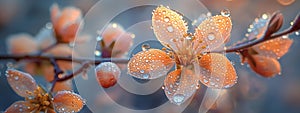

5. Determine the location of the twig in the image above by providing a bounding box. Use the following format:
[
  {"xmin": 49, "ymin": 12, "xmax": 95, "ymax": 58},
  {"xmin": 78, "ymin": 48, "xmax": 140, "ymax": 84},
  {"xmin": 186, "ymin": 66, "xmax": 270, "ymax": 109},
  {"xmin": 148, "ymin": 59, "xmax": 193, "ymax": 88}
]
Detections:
[
  {"xmin": 0, "ymin": 54, "xmax": 129, "ymax": 65},
  {"xmin": 56, "ymin": 62, "xmax": 91, "ymax": 82},
  {"xmin": 35, "ymin": 42, "xmax": 58, "ymax": 56},
  {"xmin": 49, "ymin": 58, "xmax": 64, "ymax": 92}
]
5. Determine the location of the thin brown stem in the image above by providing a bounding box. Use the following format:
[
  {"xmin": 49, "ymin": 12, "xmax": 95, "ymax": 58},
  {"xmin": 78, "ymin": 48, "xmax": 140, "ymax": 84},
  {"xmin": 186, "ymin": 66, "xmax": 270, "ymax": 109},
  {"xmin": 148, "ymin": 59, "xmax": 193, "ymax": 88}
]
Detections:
[
  {"xmin": 49, "ymin": 58, "xmax": 63, "ymax": 92},
  {"xmin": 35, "ymin": 42, "xmax": 58, "ymax": 56},
  {"xmin": 56, "ymin": 62, "xmax": 91, "ymax": 82}
]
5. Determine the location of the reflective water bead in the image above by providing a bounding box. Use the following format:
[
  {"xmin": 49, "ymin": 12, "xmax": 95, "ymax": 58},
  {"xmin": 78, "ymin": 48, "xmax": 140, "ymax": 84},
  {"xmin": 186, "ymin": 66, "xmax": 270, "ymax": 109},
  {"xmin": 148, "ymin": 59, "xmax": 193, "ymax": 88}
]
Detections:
[
  {"xmin": 173, "ymin": 94, "xmax": 185, "ymax": 105},
  {"xmin": 164, "ymin": 17, "xmax": 170, "ymax": 22},
  {"xmin": 207, "ymin": 33, "xmax": 215, "ymax": 41},
  {"xmin": 221, "ymin": 9, "xmax": 230, "ymax": 17},
  {"xmin": 142, "ymin": 43, "xmax": 151, "ymax": 51},
  {"xmin": 167, "ymin": 26, "xmax": 174, "ymax": 32}
]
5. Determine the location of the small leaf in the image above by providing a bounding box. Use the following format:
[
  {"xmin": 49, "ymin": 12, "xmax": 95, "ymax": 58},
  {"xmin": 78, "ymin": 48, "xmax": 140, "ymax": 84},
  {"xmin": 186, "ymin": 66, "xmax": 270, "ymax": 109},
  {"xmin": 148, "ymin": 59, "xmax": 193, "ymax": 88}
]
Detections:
[
  {"xmin": 247, "ymin": 55, "xmax": 281, "ymax": 77},
  {"xmin": 53, "ymin": 91, "xmax": 84, "ymax": 113},
  {"xmin": 5, "ymin": 101, "xmax": 35, "ymax": 113},
  {"xmin": 6, "ymin": 69, "xmax": 37, "ymax": 97}
]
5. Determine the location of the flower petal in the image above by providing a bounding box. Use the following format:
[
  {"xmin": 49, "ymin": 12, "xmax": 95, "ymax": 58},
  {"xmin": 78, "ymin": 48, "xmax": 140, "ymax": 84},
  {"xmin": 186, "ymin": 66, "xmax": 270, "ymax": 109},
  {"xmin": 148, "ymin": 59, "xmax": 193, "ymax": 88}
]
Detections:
[
  {"xmin": 6, "ymin": 33, "xmax": 38, "ymax": 54},
  {"xmin": 52, "ymin": 81, "xmax": 73, "ymax": 93},
  {"xmin": 198, "ymin": 53, "xmax": 237, "ymax": 88},
  {"xmin": 5, "ymin": 101, "xmax": 35, "ymax": 113},
  {"xmin": 164, "ymin": 65, "xmax": 198, "ymax": 105},
  {"xmin": 128, "ymin": 49, "xmax": 174, "ymax": 79},
  {"xmin": 112, "ymin": 32, "xmax": 134, "ymax": 57},
  {"xmin": 194, "ymin": 15, "xmax": 232, "ymax": 51},
  {"xmin": 101, "ymin": 23, "xmax": 125, "ymax": 47},
  {"xmin": 60, "ymin": 23, "xmax": 80, "ymax": 43},
  {"xmin": 6, "ymin": 69, "xmax": 37, "ymax": 97},
  {"xmin": 252, "ymin": 37, "xmax": 293, "ymax": 59},
  {"xmin": 95, "ymin": 62, "xmax": 121, "ymax": 88},
  {"xmin": 152, "ymin": 6, "xmax": 188, "ymax": 51},
  {"xmin": 53, "ymin": 91, "xmax": 84, "ymax": 113},
  {"xmin": 50, "ymin": 3, "xmax": 60, "ymax": 25},
  {"xmin": 247, "ymin": 55, "xmax": 281, "ymax": 77},
  {"xmin": 56, "ymin": 7, "xmax": 82, "ymax": 32}
]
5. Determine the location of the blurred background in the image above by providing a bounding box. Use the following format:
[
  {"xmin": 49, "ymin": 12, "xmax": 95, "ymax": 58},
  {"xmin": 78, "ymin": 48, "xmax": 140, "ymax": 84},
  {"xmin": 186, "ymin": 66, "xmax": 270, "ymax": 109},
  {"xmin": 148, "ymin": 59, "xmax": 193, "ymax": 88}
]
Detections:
[{"xmin": 0, "ymin": 0, "xmax": 300, "ymax": 113}]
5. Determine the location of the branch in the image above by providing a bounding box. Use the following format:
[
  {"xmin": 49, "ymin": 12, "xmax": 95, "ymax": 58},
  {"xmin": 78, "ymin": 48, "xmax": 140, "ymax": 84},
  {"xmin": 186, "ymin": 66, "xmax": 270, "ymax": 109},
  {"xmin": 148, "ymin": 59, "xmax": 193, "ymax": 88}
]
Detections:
[
  {"xmin": 49, "ymin": 58, "xmax": 64, "ymax": 92},
  {"xmin": 56, "ymin": 62, "xmax": 91, "ymax": 82},
  {"xmin": 0, "ymin": 54, "xmax": 129, "ymax": 65},
  {"xmin": 35, "ymin": 42, "xmax": 58, "ymax": 56},
  {"xmin": 210, "ymin": 12, "xmax": 300, "ymax": 53}
]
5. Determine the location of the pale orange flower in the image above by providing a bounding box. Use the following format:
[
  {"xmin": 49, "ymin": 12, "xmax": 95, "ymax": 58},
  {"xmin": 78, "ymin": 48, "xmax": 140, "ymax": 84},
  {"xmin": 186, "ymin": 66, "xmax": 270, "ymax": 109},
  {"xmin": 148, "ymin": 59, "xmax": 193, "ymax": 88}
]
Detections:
[
  {"xmin": 100, "ymin": 23, "xmax": 134, "ymax": 58},
  {"xmin": 243, "ymin": 14, "xmax": 293, "ymax": 77},
  {"xmin": 246, "ymin": 37, "xmax": 293, "ymax": 77},
  {"xmin": 50, "ymin": 4, "xmax": 82, "ymax": 43},
  {"xmin": 128, "ymin": 6, "xmax": 237, "ymax": 105},
  {"xmin": 5, "ymin": 69, "xmax": 84, "ymax": 113},
  {"xmin": 6, "ymin": 33, "xmax": 38, "ymax": 55}
]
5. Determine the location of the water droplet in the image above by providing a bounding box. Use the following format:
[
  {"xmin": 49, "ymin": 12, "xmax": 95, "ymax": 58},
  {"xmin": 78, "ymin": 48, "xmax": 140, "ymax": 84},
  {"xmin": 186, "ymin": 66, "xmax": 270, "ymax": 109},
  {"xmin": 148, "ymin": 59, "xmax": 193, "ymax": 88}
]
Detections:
[
  {"xmin": 203, "ymin": 79, "xmax": 208, "ymax": 83},
  {"xmin": 167, "ymin": 26, "xmax": 174, "ymax": 32},
  {"xmin": 164, "ymin": 17, "xmax": 170, "ymax": 22},
  {"xmin": 94, "ymin": 50, "xmax": 101, "ymax": 56},
  {"xmin": 173, "ymin": 94, "xmax": 185, "ymax": 105},
  {"xmin": 162, "ymin": 85, "xmax": 165, "ymax": 89},
  {"xmin": 96, "ymin": 36, "xmax": 103, "ymax": 41},
  {"xmin": 207, "ymin": 33, "xmax": 215, "ymax": 41},
  {"xmin": 45, "ymin": 23, "xmax": 53, "ymax": 29},
  {"xmin": 142, "ymin": 43, "xmax": 151, "ymax": 51},
  {"xmin": 221, "ymin": 9, "xmax": 230, "ymax": 17},
  {"xmin": 295, "ymin": 31, "xmax": 299, "ymax": 36},
  {"xmin": 140, "ymin": 70, "xmax": 145, "ymax": 73},
  {"xmin": 142, "ymin": 74, "xmax": 149, "ymax": 79},
  {"xmin": 6, "ymin": 62, "xmax": 14, "ymax": 69},
  {"xmin": 262, "ymin": 14, "xmax": 268, "ymax": 19},
  {"xmin": 14, "ymin": 76, "xmax": 19, "ymax": 80}
]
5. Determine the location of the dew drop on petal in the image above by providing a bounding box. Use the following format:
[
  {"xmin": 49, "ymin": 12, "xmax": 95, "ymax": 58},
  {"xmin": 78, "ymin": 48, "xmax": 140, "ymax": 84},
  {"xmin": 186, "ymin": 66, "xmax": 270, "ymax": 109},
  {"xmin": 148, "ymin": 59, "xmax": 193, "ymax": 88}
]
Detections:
[
  {"xmin": 167, "ymin": 26, "xmax": 174, "ymax": 32},
  {"xmin": 142, "ymin": 43, "xmax": 151, "ymax": 51},
  {"xmin": 207, "ymin": 33, "xmax": 215, "ymax": 41},
  {"xmin": 173, "ymin": 94, "xmax": 185, "ymax": 105},
  {"xmin": 164, "ymin": 17, "xmax": 170, "ymax": 22},
  {"xmin": 96, "ymin": 36, "xmax": 103, "ymax": 41},
  {"xmin": 142, "ymin": 74, "xmax": 150, "ymax": 79},
  {"xmin": 221, "ymin": 9, "xmax": 230, "ymax": 17}
]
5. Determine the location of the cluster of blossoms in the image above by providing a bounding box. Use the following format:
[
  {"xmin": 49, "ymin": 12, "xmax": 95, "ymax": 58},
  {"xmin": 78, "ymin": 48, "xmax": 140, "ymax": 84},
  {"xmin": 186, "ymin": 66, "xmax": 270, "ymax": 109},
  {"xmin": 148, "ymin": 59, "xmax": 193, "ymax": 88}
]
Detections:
[
  {"xmin": 2, "ymin": 2, "xmax": 300, "ymax": 112},
  {"xmin": 6, "ymin": 4, "xmax": 84, "ymax": 92},
  {"xmin": 127, "ymin": 6, "xmax": 295, "ymax": 105},
  {"xmin": 5, "ymin": 69, "xmax": 84, "ymax": 113},
  {"xmin": 4, "ymin": 4, "xmax": 86, "ymax": 113}
]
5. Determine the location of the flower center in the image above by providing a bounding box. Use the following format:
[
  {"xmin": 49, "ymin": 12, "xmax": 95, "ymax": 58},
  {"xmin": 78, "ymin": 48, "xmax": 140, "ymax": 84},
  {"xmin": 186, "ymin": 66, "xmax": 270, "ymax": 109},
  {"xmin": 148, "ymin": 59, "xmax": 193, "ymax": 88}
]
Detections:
[{"xmin": 25, "ymin": 87, "xmax": 53, "ymax": 112}]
